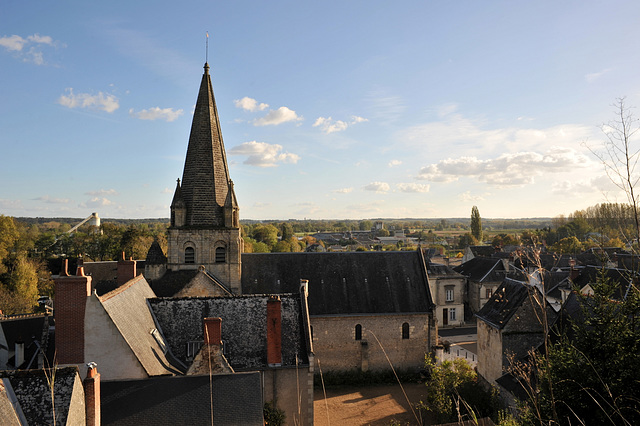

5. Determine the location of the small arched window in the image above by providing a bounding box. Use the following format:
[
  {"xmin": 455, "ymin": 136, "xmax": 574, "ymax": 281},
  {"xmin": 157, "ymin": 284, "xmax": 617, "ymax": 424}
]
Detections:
[
  {"xmin": 402, "ymin": 322, "xmax": 410, "ymax": 339},
  {"xmin": 185, "ymin": 247, "xmax": 195, "ymax": 264},
  {"xmin": 355, "ymin": 324, "xmax": 362, "ymax": 341},
  {"xmin": 215, "ymin": 246, "xmax": 226, "ymax": 263}
]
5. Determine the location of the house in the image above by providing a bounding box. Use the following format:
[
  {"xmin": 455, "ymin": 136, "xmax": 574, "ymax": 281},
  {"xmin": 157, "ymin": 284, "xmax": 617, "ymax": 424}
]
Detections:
[
  {"xmin": 241, "ymin": 250, "xmax": 436, "ymax": 373},
  {"xmin": 0, "ymin": 365, "xmax": 99, "ymax": 425},
  {"xmin": 0, "ymin": 313, "xmax": 53, "ymax": 370},
  {"xmin": 475, "ymin": 278, "xmax": 557, "ymax": 385},
  {"xmin": 426, "ymin": 261, "xmax": 466, "ymax": 327},
  {"xmin": 454, "ymin": 257, "xmax": 515, "ymax": 315},
  {"xmin": 462, "ymin": 245, "xmax": 498, "ymax": 263}
]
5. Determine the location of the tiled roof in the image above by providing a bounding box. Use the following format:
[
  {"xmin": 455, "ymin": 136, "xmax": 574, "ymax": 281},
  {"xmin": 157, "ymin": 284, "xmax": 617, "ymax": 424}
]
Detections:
[
  {"xmin": 149, "ymin": 269, "xmax": 200, "ymax": 297},
  {"xmin": 475, "ymin": 278, "xmax": 531, "ymax": 329},
  {"xmin": 454, "ymin": 257, "xmax": 506, "ymax": 282},
  {"xmin": 101, "ymin": 372, "xmax": 264, "ymax": 425},
  {"xmin": 0, "ymin": 367, "xmax": 81, "ymax": 425},
  {"xmin": 145, "ymin": 241, "xmax": 167, "ymax": 265},
  {"xmin": 148, "ymin": 294, "xmax": 309, "ymax": 371},
  {"xmin": 98, "ymin": 275, "xmax": 181, "ymax": 376},
  {"xmin": 241, "ymin": 250, "xmax": 434, "ymax": 315}
]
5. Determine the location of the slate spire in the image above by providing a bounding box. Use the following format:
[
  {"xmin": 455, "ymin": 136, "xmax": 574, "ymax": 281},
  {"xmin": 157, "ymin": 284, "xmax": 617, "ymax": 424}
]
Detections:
[{"xmin": 177, "ymin": 62, "xmax": 237, "ymax": 228}]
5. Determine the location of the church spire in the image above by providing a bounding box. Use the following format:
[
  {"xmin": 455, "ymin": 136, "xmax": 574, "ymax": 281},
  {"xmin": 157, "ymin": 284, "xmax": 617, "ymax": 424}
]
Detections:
[{"xmin": 178, "ymin": 62, "xmax": 237, "ymax": 228}]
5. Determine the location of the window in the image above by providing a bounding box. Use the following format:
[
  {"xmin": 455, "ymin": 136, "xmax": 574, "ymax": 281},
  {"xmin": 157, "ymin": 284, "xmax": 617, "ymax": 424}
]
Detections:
[
  {"xmin": 402, "ymin": 322, "xmax": 410, "ymax": 339},
  {"xmin": 215, "ymin": 246, "xmax": 226, "ymax": 263},
  {"xmin": 486, "ymin": 288, "xmax": 492, "ymax": 299},
  {"xmin": 445, "ymin": 288, "xmax": 454, "ymax": 302},
  {"xmin": 449, "ymin": 308, "xmax": 456, "ymax": 321},
  {"xmin": 185, "ymin": 247, "xmax": 195, "ymax": 264},
  {"xmin": 355, "ymin": 324, "xmax": 362, "ymax": 341}
]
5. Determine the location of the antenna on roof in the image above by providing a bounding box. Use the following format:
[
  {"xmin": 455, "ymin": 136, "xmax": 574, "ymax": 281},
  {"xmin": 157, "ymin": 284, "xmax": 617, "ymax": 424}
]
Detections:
[{"xmin": 205, "ymin": 31, "xmax": 209, "ymax": 63}]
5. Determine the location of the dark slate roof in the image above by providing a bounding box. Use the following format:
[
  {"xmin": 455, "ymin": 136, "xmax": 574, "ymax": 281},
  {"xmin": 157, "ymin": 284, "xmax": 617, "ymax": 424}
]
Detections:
[
  {"xmin": 101, "ymin": 372, "xmax": 264, "ymax": 426},
  {"xmin": 98, "ymin": 275, "xmax": 181, "ymax": 376},
  {"xmin": 148, "ymin": 294, "xmax": 309, "ymax": 371},
  {"xmin": 0, "ymin": 367, "xmax": 80, "ymax": 425},
  {"xmin": 426, "ymin": 262, "xmax": 463, "ymax": 277},
  {"xmin": 145, "ymin": 241, "xmax": 167, "ymax": 265},
  {"xmin": 454, "ymin": 257, "xmax": 507, "ymax": 283},
  {"xmin": 149, "ymin": 269, "xmax": 200, "ymax": 297},
  {"xmin": 179, "ymin": 63, "xmax": 235, "ymax": 227},
  {"xmin": 0, "ymin": 314, "xmax": 53, "ymax": 369},
  {"xmin": 570, "ymin": 265, "xmax": 637, "ymax": 301},
  {"xmin": 475, "ymin": 279, "xmax": 531, "ymax": 329},
  {"xmin": 241, "ymin": 250, "xmax": 434, "ymax": 315},
  {"xmin": 469, "ymin": 246, "xmax": 498, "ymax": 257}
]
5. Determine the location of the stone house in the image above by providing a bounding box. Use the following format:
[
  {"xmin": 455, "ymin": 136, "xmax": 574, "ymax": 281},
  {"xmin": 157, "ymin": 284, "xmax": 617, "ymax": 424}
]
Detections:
[
  {"xmin": 426, "ymin": 261, "xmax": 465, "ymax": 327},
  {"xmin": 454, "ymin": 257, "xmax": 511, "ymax": 315},
  {"xmin": 475, "ymin": 278, "xmax": 557, "ymax": 384}
]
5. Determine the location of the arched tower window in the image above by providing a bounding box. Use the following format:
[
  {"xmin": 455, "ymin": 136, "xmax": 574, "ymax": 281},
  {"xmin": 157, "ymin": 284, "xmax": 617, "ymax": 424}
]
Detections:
[
  {"xmin": 185, "ymin": 247, "xmax": 195, "ymax": 264},
  {"xmin": 355, "ymin": 324, "xmax": 362, "ymax": 341},
  {"xmin": 402, "ymin": 322, "xmax": 410, "ymax": 339},
  {"xmin": 215, "ymin": 246, "xmax": 226, "ymax": 263}
]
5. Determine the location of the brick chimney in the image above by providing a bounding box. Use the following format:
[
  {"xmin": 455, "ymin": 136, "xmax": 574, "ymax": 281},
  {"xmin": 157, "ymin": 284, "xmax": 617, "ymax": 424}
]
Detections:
[
  {"xmin": 267, "ymin": 295, "xmax": 282, "ymax": 367},
  {"xmin": 203, "ymin": 317, "xmax": 222, "ymax": 346},
  {"xmin": 54, "ymin": 259, "xmax": 92, "ymax": 364},
  {"xmin": 569, "ymin": 258, "xmax": 579, "ymax": 281},
  {"xmin": 84, "ymin": 362, "xmax": 101, "ymax": 426},
  {"xmin": 117, "ymin": 252, "xmax": 137, "ymax": 286}
]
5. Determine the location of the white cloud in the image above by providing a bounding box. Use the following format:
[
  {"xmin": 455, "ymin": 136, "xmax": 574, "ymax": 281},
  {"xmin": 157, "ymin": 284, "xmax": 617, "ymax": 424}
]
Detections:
[
  {"xmin": 396, "ymin": 183, "xmax": 430, "ymax": 193},
  {"xmin": 459, "ymin": 191, "xmax": 485, "ymax": 202},
  {"xmin": 313, "ymin": 115, "xmax": 368, "ymax": 134},
  {"xmin": 129, "ymin": 107, "xmax": 183, "ymax": 122},
  {"xmin": 33, "ymin": 195, "xmax": 71, "ymax": 204},
  {"xmin": 234, "ymin": 97, "xmax": 269, "ymax": 112},
  {"xmin": 228, "ymin": 141, "xmax": 300, "ymax": 167},
  {"xmin": 333, "ymin": 187, "xmax": 354, "ymax": 194},
  {"xmin": 85, "ymin": 189, "xmax": 118, "ymax": 196},
  {"xmin": 552, "ymin": 174, "xmax": 619, "ymax": 195},
  {"xmin": 58, "ymin": 88, "xmax": 119, "ymax": 113},
  {"xmin": 161, "ymin": 187, "xmax": 172, "ymax": 194},
  {"xmin": 388, "ymin": 159, "xmax": 402, "ymax": 167},
  {"xmin": 83, "ymin": 197, "xmax": 114, "ymax": 207},
  {"xmin": 364, "ymin": 182, "xmax": 390, "ymax": 193},
  {"xmin": 0, "ymin": 33, "xmax": 59, "ymax": 65},
  {"xmin": 416, "ymin": 147, "xmax": 592, "ymax": 186},
  {"xmin": 253, "ymin": 107, "xmax": 302, "ymax": 126},
  {"xmin": 585, "ymin": 68, "xmax": 612, "ymax": 83}
]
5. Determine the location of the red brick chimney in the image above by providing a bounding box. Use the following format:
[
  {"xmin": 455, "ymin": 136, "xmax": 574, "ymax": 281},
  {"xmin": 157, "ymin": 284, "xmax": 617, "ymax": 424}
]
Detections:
[
  {"xmin": 267, "ymin": 295, "xmax": 282, "ymax": 366},
  {"xmin": 54, "ymin": 259, "xmax": 92, "ymax": 364},
  {"xmin": 117, "ymin": 252, "xmax": 137, "ymax": 286},
  {"xmin": 569, "ymin": 258, "xmax": 579, "ymax": 281},
  {"xmin": 203, "ymin": 317, "xmax": 222, "ymax": 346},
  {"xmin": 84, "ymin": 362, "xmax": 101, "ymax": 426}
]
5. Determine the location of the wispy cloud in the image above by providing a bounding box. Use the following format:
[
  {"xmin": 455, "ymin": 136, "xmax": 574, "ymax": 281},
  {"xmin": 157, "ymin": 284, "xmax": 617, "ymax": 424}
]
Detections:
[
  {"xmin": 0, "ymin": 33, "xmax": 61, "ymax": 65},
  {"xmin": 33, "ymin": 195, "xmax": 71, "ymax": 204},
  {"xmin": 396, "ymin": 183, "xmax": 430, "ymax": 193},
  {"xmin": 585, "ymin": 68, "xmax": 612, "ymax": 83},
  {"xmin": 313, "ymin": 116, "xmax": 368, "ymax": 134},
  {"xmin": 58, "ymin": 88, "xmax": 119, "ymax": 113},
  {"xmin": 459, "ymin": 191, "xmax": 485, "ymax": 202},
  {"xmin": 85, "ymin": 189, "xmax": 118, "ymax": 196},
  {"xmin": 234, "ymin": 96, "xmax": 269, "ymax": 112},
  {"xmin": 228, "ymin": 141, "xmax": 300, "ymax": 167},
  {"xmin": 253, "ymin": 107, "xmax": 302, "ymax": 126},
  {"xmin": 333, "ymin": 187, "xmax": 354, "ymax": 194},
  {"xmin": 388, "ymin": 159, "xmax": 402, "ymax": 167},
  {"xmin": 81, "ymin": 197, "xmax": 114, "ymax": 208},
  {"xmin": 364, "ymin": 182, "xmax": 390, "ymax": 193},
  {"xmin": 129, "ymin": 107, "xmax": 183, "ymax": 122},
  {"xmin": 416, "ymin": 147, "xmax": 591, "ymax": 186}
]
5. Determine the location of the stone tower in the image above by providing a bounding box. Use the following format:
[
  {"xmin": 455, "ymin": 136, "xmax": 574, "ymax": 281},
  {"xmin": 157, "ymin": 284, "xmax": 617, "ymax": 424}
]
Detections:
[{"xmin": 167, "ymin": 62, "xmax": 243, "ymax": 294}]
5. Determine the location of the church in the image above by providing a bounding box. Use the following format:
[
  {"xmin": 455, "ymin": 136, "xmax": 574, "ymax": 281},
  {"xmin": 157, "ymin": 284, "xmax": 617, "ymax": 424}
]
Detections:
[{"xmin": 145, "ymin": 60, "xmax": 438, "ymax": 375}]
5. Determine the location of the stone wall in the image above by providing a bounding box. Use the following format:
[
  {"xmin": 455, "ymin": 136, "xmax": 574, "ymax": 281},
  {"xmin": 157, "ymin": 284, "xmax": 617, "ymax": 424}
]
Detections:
[
  {"xmin": 263, "ymin": 365, "xmax": 314, "ymax": 426},
  {"xmin": 311, "ymin": 313, "xmax": 433, "ymax": 372},
  {"xmin": 477, "ymin": 320, "xmax": 503, "ymax": 383}
]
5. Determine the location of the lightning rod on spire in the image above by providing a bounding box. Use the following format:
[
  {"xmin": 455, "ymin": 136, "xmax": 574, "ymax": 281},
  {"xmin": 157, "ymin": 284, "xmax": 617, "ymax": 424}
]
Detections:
[{"xmin": 206, "ymin": 31, "xmax": 209, "ymax": 63}]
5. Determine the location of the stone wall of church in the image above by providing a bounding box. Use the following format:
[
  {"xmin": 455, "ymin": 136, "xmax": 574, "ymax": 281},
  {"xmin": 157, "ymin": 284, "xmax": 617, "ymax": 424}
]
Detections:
[
  {"xmin": 310, "ymin": 313, "xmax": 434, "ymax": 373},
  {"xmin": 167, "ymin": 227, "xmax": 242, "ymax": 293}
]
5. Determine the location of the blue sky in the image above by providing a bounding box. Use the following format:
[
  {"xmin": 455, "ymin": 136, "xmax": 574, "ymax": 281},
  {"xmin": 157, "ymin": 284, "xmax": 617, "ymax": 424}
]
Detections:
[{"xmin": 2, "ymin": 1, "xmax": 640, "ymax": 220}]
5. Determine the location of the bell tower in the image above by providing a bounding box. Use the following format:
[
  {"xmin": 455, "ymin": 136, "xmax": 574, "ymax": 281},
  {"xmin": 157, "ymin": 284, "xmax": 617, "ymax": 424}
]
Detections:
[{"xmin": 168, "ymin": 62, "xmax": 243, "ymax": 294}]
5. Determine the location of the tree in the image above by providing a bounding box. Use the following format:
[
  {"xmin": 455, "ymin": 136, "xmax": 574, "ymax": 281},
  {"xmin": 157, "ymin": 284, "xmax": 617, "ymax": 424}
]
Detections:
[
  {"xmin": 586, "ymin": 98, "xmax": 640, "ymax": 251},
  {"xmin": 457, "ymin": 233, "xmax": 478, "ymax": 249},
  {"xmin": 549, "ymin": 236, "xmax": 583, "ymax": 254},
  {"xmin": 471, "ymin": 206, "xmax": 482, "ymax": 242}
]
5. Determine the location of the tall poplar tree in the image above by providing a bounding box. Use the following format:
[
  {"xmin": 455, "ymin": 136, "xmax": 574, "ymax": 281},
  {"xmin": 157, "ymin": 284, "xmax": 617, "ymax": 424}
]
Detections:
[{"xmin": 471, "ymin": 206, "xmax": 482, "ymax": 242}]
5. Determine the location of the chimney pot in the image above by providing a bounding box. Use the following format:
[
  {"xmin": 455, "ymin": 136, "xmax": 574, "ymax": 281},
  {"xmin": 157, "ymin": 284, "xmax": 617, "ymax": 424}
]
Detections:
[{"xmin": 60, "ymin": 259, "xmax": 70, "ymax": 277}]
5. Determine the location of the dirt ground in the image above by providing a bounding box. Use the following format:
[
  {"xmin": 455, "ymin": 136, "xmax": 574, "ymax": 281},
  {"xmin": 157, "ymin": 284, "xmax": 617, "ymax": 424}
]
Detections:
[{"xmin": 313, "ymin": 383, "xmax": 435, "ymax": 426}]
